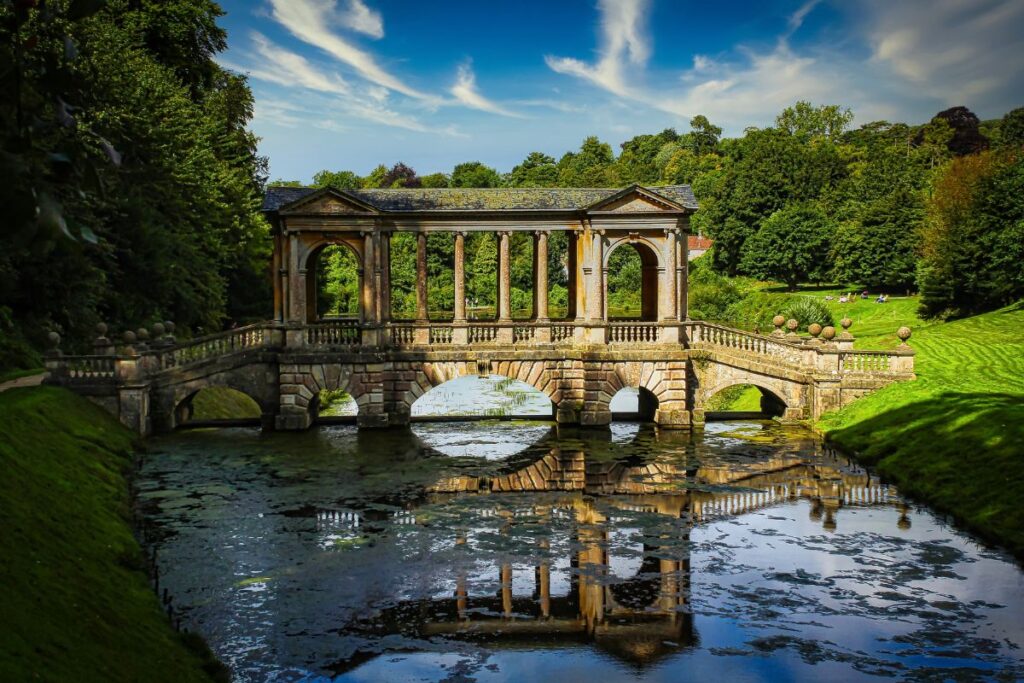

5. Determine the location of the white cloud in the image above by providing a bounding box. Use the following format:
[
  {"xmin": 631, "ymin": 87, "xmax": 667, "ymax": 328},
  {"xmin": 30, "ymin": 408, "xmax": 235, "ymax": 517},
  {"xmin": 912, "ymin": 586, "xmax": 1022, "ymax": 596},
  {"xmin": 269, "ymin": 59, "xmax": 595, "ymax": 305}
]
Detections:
[
  {"xmin": 339, "ymin": 0, "xmax": 384, "ymax": 39},
  {"xmin": 237, "ymin": 32, "xmax": 350, "ymax": 95},
  {"xmin": 545, "ymin": 0, "xmax": 651, "ymax": 97},
  {"xmin": 449, "ymin": 63, "xmax": 524, "ymax": 117},
  {"xmin": 268, "ymin": 0, "xmax": 432, "ymax": 100},
  {"xmin": 863, "ymin": 0, "xmax": 1024, "ymax": 109}
]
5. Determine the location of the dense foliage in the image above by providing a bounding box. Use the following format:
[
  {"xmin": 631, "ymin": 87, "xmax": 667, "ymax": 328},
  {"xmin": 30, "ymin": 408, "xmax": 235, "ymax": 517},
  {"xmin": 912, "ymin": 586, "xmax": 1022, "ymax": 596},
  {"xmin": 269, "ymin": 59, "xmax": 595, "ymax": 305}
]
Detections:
[
  {"xmin": 298, "ymin": 102, "xmax": 1023, "ymax": 324},
  {"xmin": 0, "ymin": 0, "xmax": 268, "ymax": 364}
]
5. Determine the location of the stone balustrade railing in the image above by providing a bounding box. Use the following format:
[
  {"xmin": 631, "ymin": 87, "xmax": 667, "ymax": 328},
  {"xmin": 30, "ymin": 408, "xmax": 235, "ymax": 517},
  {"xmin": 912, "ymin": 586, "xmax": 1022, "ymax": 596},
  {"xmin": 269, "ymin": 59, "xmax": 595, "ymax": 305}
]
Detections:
[{"xmin": 46, "ymin": 315, "xmax": 914, "ymax": 388}]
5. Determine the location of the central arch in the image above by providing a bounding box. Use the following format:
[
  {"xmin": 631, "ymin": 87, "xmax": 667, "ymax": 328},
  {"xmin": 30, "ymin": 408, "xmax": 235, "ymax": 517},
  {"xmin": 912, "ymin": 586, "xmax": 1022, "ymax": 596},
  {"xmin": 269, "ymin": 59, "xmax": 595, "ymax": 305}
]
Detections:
[
  {"xmin": 304, "ymin": 240, "xmax": 363, "ymax": 322},
  {"xmin": 604, "ymin": 239, "xmax": 660, "ymax": 321}
]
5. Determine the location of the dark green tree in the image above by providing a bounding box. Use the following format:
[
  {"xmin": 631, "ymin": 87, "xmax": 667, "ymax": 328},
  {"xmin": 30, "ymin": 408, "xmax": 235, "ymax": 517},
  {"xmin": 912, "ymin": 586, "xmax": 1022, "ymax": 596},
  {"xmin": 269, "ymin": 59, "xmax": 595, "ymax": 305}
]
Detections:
[
  {"xmin": 451, "ymin": 161, "xmax": 502, "ymax": 188},
  {"xmin": 740, "ymin": 202, "xmax": 836, "ymax": 290}
]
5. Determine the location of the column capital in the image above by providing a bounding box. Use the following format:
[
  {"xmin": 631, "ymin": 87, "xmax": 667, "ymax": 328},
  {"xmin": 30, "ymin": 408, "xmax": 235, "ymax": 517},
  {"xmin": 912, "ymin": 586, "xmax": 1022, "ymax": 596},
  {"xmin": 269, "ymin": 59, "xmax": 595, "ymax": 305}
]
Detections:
[
  {"xmin": 454, "ymin": 230, "xmax": 468, "ymax": 238},
  {"xmin": 534, "ymin": 229, "xmax": 551, "ymax": 238},
  {"xmin": 595, "ymin": 228, "xmax": 606, "ymax": 236},
  {"xmin": 495, "ymin": 230, "xmax": 512, "ymax": 238}
]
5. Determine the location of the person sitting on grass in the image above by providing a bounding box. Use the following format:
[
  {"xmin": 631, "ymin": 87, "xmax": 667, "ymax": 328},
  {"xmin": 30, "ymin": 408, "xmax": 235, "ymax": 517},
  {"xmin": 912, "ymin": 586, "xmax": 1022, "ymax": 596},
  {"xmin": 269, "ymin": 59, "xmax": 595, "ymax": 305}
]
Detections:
[{"xmin": 839, "ymin": 294, "xmax": 849, "ymax": 303}]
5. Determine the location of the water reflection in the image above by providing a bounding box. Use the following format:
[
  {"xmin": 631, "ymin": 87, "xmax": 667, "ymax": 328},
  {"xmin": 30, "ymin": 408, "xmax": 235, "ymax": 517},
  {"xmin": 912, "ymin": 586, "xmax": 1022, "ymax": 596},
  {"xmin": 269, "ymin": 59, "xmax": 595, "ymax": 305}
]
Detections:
[{"xmin": 137, "ymin": 421, "xmax": 1024, "ymax": 682}]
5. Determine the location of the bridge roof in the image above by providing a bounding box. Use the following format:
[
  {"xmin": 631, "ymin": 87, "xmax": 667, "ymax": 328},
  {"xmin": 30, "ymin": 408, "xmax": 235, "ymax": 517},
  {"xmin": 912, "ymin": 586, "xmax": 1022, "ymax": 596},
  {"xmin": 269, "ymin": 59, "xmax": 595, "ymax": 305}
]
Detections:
[{"xmin": 262, "ymin": 184, "xmax": 698, "ymax": 213}]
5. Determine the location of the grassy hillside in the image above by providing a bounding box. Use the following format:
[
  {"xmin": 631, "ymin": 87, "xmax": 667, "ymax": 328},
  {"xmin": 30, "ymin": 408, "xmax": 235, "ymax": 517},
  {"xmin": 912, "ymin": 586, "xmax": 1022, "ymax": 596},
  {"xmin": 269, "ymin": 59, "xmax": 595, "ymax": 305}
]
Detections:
[
  {"xmin": 190, "ymin": 386, "xmax": 261, "ymax": 421},
  {"xmin": 0, "ymin": 387, "xmax": 226, "ymax": 682},
  {"xmin": 818, "ymin": 302, "xmax": 1024, "ymax": 558}
]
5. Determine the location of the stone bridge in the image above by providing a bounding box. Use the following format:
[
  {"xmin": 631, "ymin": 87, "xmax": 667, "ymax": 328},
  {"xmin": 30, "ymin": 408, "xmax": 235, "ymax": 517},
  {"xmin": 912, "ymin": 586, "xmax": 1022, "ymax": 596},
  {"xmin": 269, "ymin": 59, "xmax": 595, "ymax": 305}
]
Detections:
[
  {"xmin": 44, "ymin": 317, "xmax": 914, "ymax": 436},
  {"xmin": 42, "ymin": 183, "xmax": 914, "ymax": 434}
]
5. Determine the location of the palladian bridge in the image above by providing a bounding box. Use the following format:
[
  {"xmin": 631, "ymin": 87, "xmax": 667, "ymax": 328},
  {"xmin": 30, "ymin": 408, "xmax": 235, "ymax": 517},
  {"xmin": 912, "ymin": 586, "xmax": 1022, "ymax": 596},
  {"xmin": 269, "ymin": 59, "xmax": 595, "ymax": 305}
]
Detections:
[{"xmin": 44, "ymin": 184, "xmax": 915, "ymax": 435}]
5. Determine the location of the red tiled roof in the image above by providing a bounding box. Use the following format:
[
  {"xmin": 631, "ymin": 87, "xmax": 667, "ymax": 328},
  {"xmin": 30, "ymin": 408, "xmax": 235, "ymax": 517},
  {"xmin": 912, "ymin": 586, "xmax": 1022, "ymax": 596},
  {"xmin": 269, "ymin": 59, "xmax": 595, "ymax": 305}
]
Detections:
[{"xmin": 688, "ymin": 235, "xmax": 713, "ymax": 250}]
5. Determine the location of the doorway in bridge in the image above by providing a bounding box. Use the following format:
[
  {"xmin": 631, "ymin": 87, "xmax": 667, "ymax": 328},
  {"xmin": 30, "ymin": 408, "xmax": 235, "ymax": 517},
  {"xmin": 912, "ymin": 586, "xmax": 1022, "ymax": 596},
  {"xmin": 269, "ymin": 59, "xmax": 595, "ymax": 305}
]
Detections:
[
  {"xmin": 309, "ymin": 244, "xmax": 361, "ymax": 321},
  {"xmin": 175, "ymin": 387, "xmax": 261, "ymax": 427},
  {"xmin": 705, "ymin": 384, "xmax": 787, "ymax": 419},
  {"xmin": 606, "ymin": 242, "xmax": 659, "ymax": 321}
]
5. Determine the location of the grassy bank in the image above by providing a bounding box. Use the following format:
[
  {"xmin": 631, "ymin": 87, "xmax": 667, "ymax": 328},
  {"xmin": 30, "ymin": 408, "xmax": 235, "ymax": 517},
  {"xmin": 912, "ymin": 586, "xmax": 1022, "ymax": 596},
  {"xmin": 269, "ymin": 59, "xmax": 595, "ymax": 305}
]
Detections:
[
  {"xmin": 818, "ymin": 302, "xmax": 1024, "ymax": 558},
  {"xmin": 0, "ymin": 386, "xmax": 226, "ymax": 682}
]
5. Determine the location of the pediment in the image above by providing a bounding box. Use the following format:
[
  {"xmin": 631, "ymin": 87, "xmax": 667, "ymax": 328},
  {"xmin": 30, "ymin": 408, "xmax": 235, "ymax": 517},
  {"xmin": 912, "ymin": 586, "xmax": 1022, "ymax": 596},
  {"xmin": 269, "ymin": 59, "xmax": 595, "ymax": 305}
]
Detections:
[
  {"xmin": 586, "ymin": 185, "xmax": 685, "ymax": 214},
  {"xmin": 278, "ymin": 188, "xmax": 378, "ymax": 215}
]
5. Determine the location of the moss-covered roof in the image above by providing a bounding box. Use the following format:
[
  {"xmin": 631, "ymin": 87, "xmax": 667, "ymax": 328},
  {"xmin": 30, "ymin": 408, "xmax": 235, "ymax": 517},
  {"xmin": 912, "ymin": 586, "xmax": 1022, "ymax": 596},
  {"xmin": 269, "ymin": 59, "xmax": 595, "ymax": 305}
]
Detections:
[{"xmin": 263, "ymin": 184, "xmax": 697, "ymax": 212}]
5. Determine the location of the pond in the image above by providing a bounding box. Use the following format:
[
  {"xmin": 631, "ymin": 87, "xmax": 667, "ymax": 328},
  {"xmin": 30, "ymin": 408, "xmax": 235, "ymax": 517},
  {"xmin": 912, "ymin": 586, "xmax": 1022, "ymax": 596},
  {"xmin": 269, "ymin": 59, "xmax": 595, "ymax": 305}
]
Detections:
[{"xmin": 136, "ymin": 420, "xmax": 1024, "ymax": 682}]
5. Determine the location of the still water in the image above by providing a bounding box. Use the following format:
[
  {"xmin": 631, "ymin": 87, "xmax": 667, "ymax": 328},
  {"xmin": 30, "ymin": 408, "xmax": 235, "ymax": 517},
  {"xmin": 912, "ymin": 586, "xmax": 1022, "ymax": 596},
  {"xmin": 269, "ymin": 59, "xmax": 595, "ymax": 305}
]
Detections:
[{"xmin": 137, "ymin": 420, "xmax": 1024, "ymax": 682}]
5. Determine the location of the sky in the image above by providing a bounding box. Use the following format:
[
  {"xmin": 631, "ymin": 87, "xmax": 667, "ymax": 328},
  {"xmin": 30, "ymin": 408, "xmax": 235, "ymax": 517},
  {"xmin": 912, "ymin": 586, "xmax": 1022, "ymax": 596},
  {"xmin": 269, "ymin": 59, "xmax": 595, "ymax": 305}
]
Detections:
[{"xmin": 215, "ymin": 0, "xmax": 1024, "ymax": 183}]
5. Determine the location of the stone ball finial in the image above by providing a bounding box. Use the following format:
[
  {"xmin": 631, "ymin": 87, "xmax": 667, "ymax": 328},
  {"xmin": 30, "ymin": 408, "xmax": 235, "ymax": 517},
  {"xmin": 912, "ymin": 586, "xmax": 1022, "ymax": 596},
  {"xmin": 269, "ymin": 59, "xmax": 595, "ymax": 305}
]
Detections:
[
  {"xmin": 136, "ymin": 327, "xmax": 149, "ymax": 341},
  {"xmin": 786, "ymin": 318, "xmax": 799, "ymax": 331},
  {"xmin": 152, "ymin": 322, "xmax": 165, "ymax": 337},
  {"xmin": 808, "ymin": 323, "xmax": 822, "ymax": 337},
  {"xmin": 840, "ymin": 317, "xmax": 853, "ymax": 330},
  {"xmin": 164, "ymin": 321, "xmax": 175, "ymax": 333},
  {"xmin": 897, "ymin": 326, "xmax": 912, "ymax": 343},
  {"xmin": 772, "ymin": 314, "xmax": 786, "ymax": 328},
  {"xmin": 96, "ymin": 322, "xmax": 108, "ymax": 336},
  {"xmin": 123, "ymin": 330, "xmax": 136, "ymax": 344},
  {"xmin": 47, "ymin": 331, "xmax": 61, "ymax": 349},
  {"xmin": 821, "ymin": 325, "xmax": 836, "ymax": 340}
]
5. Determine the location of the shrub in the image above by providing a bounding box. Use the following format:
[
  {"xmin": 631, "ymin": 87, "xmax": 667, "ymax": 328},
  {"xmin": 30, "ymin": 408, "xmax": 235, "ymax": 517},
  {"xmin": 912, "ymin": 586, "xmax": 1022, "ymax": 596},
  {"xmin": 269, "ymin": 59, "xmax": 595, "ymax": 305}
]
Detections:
[
  {"xmin": 688, "ymin": 258, "xmax": 743, "ymax": 321},
  {"xmin": 781, "ymin": 297, "xmax": 834, "ymax": 331}
]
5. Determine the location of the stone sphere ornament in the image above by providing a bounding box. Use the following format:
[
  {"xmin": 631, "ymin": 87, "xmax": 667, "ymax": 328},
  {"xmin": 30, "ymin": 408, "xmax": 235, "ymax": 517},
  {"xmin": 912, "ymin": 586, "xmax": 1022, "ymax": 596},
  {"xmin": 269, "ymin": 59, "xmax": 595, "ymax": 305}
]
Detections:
[
  {"xmin": 152, "ymin": 322, "xmax": 165, "ymax": 337},
  {"xmin": 164, "ymin": 321, "xmax": 175, "ymax": 333},
  {"xmin": 786, "ymin": 318, "xmax": 799, "ymax": 331},
  {"xmin": 821, "ymin": 326, "xmax": 836, "ymax": 340},
  {"xmin": 897, "ymin": 326, "xmax": 912, "ymax": 344},
  {"xmin": 772, "ymin": 315, "xmax": 786, "ymax": 328},
  {"xmin": 808, "ymin": 323, "xmax": 822, "ymax": 337},
  {"xmin": 123, "ymin": 330, "xmax": 136, "ymax": 344},
  {"xmin": 96, "ymin": 322, "xmax": 108, "ymax": 336},
  {"xmin": 136, "ymin": 328, "xmax": 149, "ymax": 341},
  {"xmin": 47, "ymin": 331, "xmax": 61, "ymax": 349},
  {"xmin": 841, "ymin": 317, "xmax": 853, "ymax": 330}
]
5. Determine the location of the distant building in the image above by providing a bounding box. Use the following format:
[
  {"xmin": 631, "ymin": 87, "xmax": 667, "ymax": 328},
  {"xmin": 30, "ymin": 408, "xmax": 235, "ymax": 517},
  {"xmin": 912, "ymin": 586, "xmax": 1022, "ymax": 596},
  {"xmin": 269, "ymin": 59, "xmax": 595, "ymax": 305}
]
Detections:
[{"xmin": 688, "ymin": 234, "xmax": 713, "ymax": 260}]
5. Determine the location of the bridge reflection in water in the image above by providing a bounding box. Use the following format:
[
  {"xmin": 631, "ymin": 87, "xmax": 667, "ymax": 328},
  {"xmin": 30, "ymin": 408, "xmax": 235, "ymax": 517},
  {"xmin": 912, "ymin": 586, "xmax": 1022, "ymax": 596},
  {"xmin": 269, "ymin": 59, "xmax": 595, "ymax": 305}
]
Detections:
[{"xmin": 308, "ymin": 425, "xmax": 903, "ymax": 671}]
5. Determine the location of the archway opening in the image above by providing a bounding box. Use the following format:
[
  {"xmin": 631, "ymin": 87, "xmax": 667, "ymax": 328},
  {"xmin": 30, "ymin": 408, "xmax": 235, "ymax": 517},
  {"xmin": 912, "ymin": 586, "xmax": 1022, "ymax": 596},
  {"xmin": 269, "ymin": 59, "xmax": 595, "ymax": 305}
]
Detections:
[
  {"xmin": 705, "ymin": 384, "xmax": 786, "ymax": 420},
  {"xmin": 310, "ymin": 388, "xmax": 358, "ymax": 424},
  {"xmin": 175, "ymin": 386, "xmax": 261, "ymax": 427},
  {"xmin": 411, "ymin": 374, "xmax": 555, "ymax": 419},
  {"xmin": 607, "ymin": 242, "xmax": 659, "ymax": 321},
  {"xmin": 609, "ymin": 387, "xmax": 659, "ymax": 422},
  {"xmin": 308, "ymin": 243, "xmax": 361, "ymax": 321}
]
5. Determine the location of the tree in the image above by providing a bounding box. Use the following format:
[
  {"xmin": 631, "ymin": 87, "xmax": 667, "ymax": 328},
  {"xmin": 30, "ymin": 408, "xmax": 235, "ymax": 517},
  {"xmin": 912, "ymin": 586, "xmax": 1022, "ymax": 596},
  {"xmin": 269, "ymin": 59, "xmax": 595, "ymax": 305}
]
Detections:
[
  {"xmin": 557, "ymin": 136, "xmax": 616, "ymax": 187},
  {"xmin": 776, "ymin": 101, "xmax": 853, "ymax": 142},
  {"xmin": 313, "ymin": 170, "xmax": 361, "ymax": 189},
  {"xmin": 362, "ymin": 164, "xmax": 389, "ymax": 188},
  {"xmin": 615, "ymin": 129, "xmax": 679, "ymax": 184},
  {"xmin": 740, "ymin": 203, "xmax": 835, "ymax": 290},
  {"xmin": 913, "ymin": 106, "xmax": 989, "ymax": 156},
  {"xmin": 420, "ymin": 172, "xmax": 450, "ymax": 188},
  {"xmin": 381, "ymin": 162, "xmax": 420, "ymax": 188},
  {"xmin": 1000, "ymin": 107, "xmax": 1024, "ymax": 148},
  {"xmin": 689, "ymin": 115, "xmax": 722, "ymax": 156},
  {"xmin": 508, "ymin": 152, "xmax": 558, "ymax": 187},
  {"xmin": 451, "ymin": 161, "xmax": 502, "ymax": 188}
]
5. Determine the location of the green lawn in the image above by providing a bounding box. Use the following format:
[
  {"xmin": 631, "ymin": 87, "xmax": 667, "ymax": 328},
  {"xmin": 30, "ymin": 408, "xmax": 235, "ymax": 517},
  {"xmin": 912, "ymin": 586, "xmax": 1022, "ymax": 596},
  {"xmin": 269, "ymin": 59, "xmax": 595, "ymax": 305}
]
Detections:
[
  {"xmin": 818, "ymin": 301, "xmax": 1024, "ymax": 559},
  {"xmin": 0, "ymin": 386, "xmax": 226, "ymax": 682},
  {"xmin": 190, "ymin": 386, "xmax": 261, "ymax": 421}
]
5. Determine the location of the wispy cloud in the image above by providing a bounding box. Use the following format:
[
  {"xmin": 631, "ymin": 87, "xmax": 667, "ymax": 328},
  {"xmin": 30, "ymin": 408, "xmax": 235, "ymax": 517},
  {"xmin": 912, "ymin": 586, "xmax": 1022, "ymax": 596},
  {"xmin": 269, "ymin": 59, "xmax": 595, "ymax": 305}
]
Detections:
[
  {"xmin": 233, "ymin": 32, "xmax": 350, "ymax": 95},
  {"xmin": 449, "ymin": 63, "xmax": 524, "ymax": 117},
  {"xmin": 544, "ymin": 0, "xmax": 651, "ymax": 97},
  {"xmin": 339, "ymin": 0, "xmax": 384, "ymax": 39},
  {"xmin": 863, "ymin": 0, "xmax": 1024, "ymax": 107},
  {"xmin": 267, "ymin": 0, "xmax": 432, "ymax": 100}
]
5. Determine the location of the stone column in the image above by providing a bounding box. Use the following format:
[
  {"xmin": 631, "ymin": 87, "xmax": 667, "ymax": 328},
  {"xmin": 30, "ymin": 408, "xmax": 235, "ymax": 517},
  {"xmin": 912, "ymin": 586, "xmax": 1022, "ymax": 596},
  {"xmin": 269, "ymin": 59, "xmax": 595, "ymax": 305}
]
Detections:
[
  {"xmin": 534, "ymin": 231, "xmax": 549, "ymax": 320},
  {"xmin": 379, "ymin": 231, "xmax": 391, "ymax": 323},
  {"xmin": 661, "ymin": 228, "xmax": 680, "ymax": 343},
  {"xmin": 453, "ymin": 231, "xmax": 468, "ymax": 345},
  {"xmin": 361, "ymin": 232, "xmax": 379, "ymax": 345},
  {"xmin": 589, "ymin": 228, "xmax": 607, "ymax": 344},
  {"xmin": 416, "ymin": 232, "xmax": 428, "ymax": 322},
  {"xmin": 497, "ymin": 231, "xmax": 512, "ymax": 321},
  {"xmin": 272, "ymin": 233, "xmax": 282, "ymax": 321},
  {"xmin": 678, "ymin": 220, "xmax": 689, "ymax": 321}
]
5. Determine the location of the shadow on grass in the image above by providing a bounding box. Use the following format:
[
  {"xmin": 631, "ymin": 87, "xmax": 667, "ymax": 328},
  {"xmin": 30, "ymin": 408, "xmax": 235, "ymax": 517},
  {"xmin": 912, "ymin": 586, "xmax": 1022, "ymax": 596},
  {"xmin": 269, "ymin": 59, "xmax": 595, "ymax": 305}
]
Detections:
[{"xmin": 826, "ymin": 391, "xmax": 1024, "ymax": 561}]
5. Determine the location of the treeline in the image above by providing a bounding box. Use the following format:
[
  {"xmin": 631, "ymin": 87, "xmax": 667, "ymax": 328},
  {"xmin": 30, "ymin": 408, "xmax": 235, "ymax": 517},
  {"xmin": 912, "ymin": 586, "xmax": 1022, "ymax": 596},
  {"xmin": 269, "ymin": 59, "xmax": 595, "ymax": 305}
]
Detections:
[
  {"xmin": 0, "ymin": 0, "xmax": 268, "ymax": 367},
  {"xmin": 292, "ymin": 103, "xmax": 1024, "ymax": 322}
]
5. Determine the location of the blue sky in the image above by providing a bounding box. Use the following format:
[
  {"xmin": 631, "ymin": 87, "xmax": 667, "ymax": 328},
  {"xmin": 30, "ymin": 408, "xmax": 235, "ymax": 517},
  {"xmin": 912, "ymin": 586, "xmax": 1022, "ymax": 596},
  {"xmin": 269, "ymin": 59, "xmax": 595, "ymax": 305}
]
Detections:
[{"xmin": 215, "ymin": 0, "xmax": 1024, "ymax": 182}]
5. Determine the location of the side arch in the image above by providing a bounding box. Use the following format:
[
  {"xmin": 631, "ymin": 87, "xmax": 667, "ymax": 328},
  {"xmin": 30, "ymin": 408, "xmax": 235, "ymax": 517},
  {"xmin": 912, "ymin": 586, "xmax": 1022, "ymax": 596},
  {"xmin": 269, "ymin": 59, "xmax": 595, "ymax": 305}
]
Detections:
[
  {"xmin": 696, "ymin": 376, "xmax": 799, "ymax": 418},
  {"xmin": 303, "ymin": 238, "xmax": 365, "ymax": 323},
  {"xmin": 157, "ymin": 366, "xmax": 279, "ymax": 431}
]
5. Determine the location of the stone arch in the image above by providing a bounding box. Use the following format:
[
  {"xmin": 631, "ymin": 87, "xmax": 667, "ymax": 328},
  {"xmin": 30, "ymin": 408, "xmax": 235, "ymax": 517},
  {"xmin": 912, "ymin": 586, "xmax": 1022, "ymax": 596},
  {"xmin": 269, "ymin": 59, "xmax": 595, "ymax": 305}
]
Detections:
[
  {"xmin": 162, "ymin": 369, "xmax": 278, "ymax": 431},
  {"xmin": 588, "ymin": 361, "xmax": 671, "ymax": 418},
  {"xmin": 302, "ymin": 237, "xmax": 365, "ymax": 323},
  {"xmin": 603, "ymin": 238, "xmax": 661, "ymax": 321},
  {"xmin": 399, "ymin": 359, "xmax": 560, "ymax": 418},
  {"xmin": 697, "ymin": 376, "xmax": 797, "ymax": 417},
  {"xmin": 277, "ymin": 361, "xmax": 388, "ymax": 429}
]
